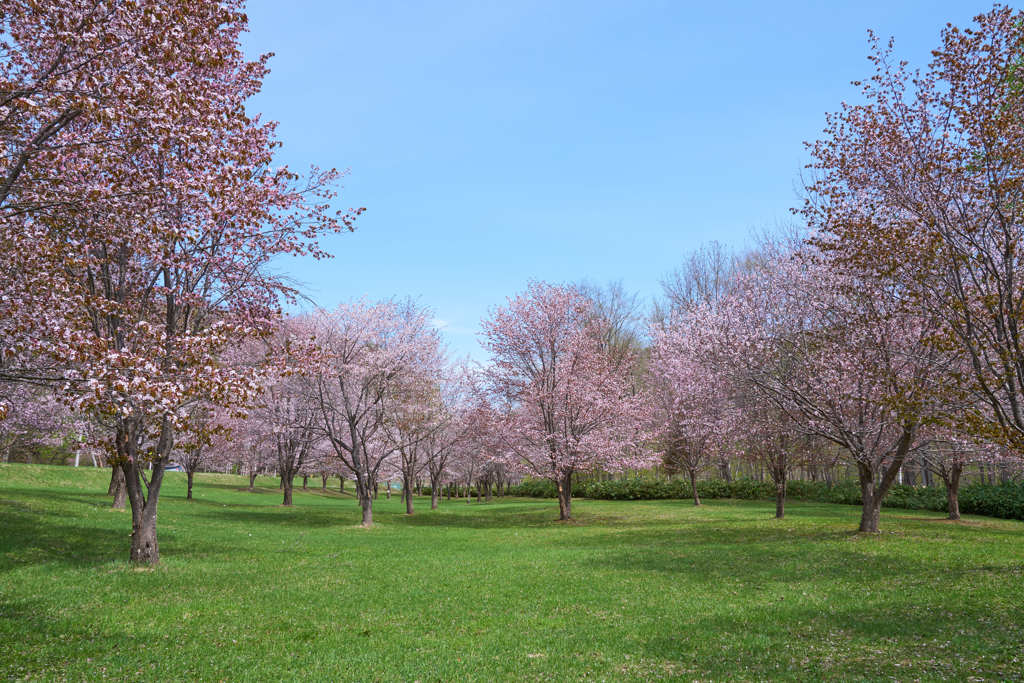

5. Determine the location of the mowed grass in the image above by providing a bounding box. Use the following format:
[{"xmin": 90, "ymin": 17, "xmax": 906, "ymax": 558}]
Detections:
[{"xmin": 1, "ymin": 465, "xmax": 1023, "ymax": 681}]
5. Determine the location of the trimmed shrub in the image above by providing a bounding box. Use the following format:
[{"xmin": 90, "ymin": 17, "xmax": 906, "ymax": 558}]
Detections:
[{"xmin": 506, "ymin": 475, "xmax": 1024, "ymax": 521}]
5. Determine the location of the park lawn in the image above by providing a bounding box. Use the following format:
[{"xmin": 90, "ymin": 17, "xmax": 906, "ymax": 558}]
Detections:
[{"xmin": 1, "ymin": 465, "xmax": 1023, "ymax": 681}]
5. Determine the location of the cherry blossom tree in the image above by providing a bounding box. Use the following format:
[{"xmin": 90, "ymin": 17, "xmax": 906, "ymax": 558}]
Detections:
[
  {"xmin": 647, "ymin": 341, "xmax": 731, "ymax": 506},
  {"xmin": 479, "ymin": 282, "xmax": 651, "ymax": 520},
  {"xmin": 0, "ymin": 0, "xmax": 360, "ymax": 564},
  {"xmin": 303, "ymin": 300, "xmax": 439, "ymax": 526},
  {"xmin": 802, "ymin": 6, "xmax": 1024, "ymax": 451},
  {"xmin": 698, "ymin": 249, "xmax": 946, "ymax": 532}
]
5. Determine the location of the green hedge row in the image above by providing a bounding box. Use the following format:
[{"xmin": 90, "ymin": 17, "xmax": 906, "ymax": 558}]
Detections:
[{"xmin": 504, "ymin": 478, "xmax": 1024, "ymax": 521}]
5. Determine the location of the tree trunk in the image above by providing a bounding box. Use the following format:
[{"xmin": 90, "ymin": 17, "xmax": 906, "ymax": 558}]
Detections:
[
  {"xmin": 120, "ymin": 422, "xmax": 169, "ymax": 566},
  {"xmin": 282, "ymin": 472, "xmax": 293, "ymax": 506},
  {"xmin": 130, "ymin": 507, "xmax": 159, "ymax": 565},
  {"xmin": 771, "ymin": 454, "xmax": 787, "ymax": 519},
  {"xmin": 302, "ymin": 474, "xmax": 308, "ymax": 490},
  {"xmin": 108, "ymin": 466, "xmax": 120, "ymax": 494},
  {"xmin": 944, "ymin": 463, "xmax": 962, "ymax": 521},
  {"xmin": 404, "ymin": 475, "xmax": 414, "ymax": 514},
  {"xmin": 485, "ymin": 480, "xmax": 492, "ymax": 502},
  {"xmin": 688, "ymin": 469, "xmax": 700, "ymax": 506},
  {"xmin": 556, "ymin": 473, "xmax": 573, "ymax": 520},
  {"xmin": 110, "ymin": 466, "xmax": 127, "ymax": 509},
  {"xmin": 857, "ymin": 465, "xmax": 882, "ymax": 533},
  {"xmin": 774, "ymin": 478, "xmax": 785, "ymax": 519},
  {"xmin": 360, "ymin": 493, "xmax": 373, "ymax": 527},
  {"xmin": 340, "ymin": 478, "xmax": 345, "ymax": 493},
  {"xmin": 248, "ymin": 470, "xmax": 257, "ymax": 491},
  {"xmin": 321, "ymin": 474, "xmax": 328, "ymax": 490},
  {"xmin": 186, "ymin": 470, "xmax": 195, "ymax": 500}
]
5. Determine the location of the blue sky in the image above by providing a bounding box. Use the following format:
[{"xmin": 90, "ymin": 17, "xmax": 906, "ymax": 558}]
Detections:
[{"xmin": 242, "ymin": 0, "xmax": 993, "ymax": 360}]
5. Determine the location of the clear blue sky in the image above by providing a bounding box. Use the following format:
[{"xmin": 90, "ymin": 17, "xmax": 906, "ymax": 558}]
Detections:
[{"xmin": 242, "ymin": 0, "xmax": 993, "ymax": 360}]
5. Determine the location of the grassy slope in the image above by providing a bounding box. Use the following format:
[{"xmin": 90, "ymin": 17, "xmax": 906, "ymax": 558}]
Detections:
[{"xmin": 1, "ymin": 464, "xmax": 1022, "ymax": 681}]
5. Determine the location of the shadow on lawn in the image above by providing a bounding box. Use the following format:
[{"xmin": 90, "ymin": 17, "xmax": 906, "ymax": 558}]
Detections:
[
  {"xmin": 0, "ymin": 491, "xmax": 248, "ymax": 570},
  {"xmin": 637, "ymin": 593, "xmax": 1024, "ymax": 680}
]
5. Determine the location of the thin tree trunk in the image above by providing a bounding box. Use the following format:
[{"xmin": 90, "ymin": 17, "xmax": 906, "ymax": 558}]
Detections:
[
  {"xmin": 321, "ymin": 474, "xmax": 328, "ymax": 490},
  {"xmin": 302, "ymin": 474, "xmax": 308, "ymax": 490},
  {"xmin": 248, "ymin": 470, "xmax": 256, "ymax": 491},
  {"xmin": 774, "ymin": 476, "xmax": 786, "ymax": 519},
  {"xmin": 688, "ymin": 469, "xmax": 700, "ymax": 506},
  {"xmin": 404, "ymin": 475, "xmax": 414, "ymax": 514},
  {"xmin": 186, "ymin": 470, "xmax": 195, "ymax": 500},
  {"xmin": 944, "ymin": 463, "xmax": 962, "ymax": 521}
]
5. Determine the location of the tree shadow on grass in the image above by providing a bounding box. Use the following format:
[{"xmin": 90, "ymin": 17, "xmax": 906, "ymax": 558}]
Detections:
[
  {"xmin": 0, "ymin": 494, "xmax": 246, "ymax": 570},
  {"xmin": 635, "ymin": 593, "xmax": 1024, "ymax": 681}
]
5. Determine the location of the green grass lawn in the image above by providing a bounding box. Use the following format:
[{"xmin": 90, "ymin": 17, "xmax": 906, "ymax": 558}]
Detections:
[{"xmin": 1, "ymin": 465, "xmax": 1023, "ymax": 681}]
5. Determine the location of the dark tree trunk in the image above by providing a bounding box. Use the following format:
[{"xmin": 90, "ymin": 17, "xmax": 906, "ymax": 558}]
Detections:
[
  {"xmin": 770, "ymin": 454, "xmax": 787, "ymax": 519},
  {"xmin": 556, "ymin": 473, "xmax": 573, "ymax": 520},
  {"xmin": 282, "ymin": 472, "xmax": 294, "ymax": 506},
  {"xmin": 774, "ymin": 478, "xmax": 786, "ymax": 519},
  {"xmin": 119, "ymin": 419, "xmax": 170, "ymax": 566},
  {"xmin": 944, "ymin": 463, "xmax": 963, "ymax": 521},
  {"xmin": 322, "ymin": 474, "xmax": 328, "ymax": 490},
  {"xmin": 857, "ymin": 464, "xmax": 884, "ymax": 533},
  {"xmin": 340, "ymin": 478, "xmax": 345, "ymax": 493},
  {"xmin": 129, "ymin": 505, "xmax": 159, "ymax": 565},
  {"xmin": 302, "ymin": 474, "xmax": 308, "ymax": 490},
  {"xmin": 248, "ymin": 471, "xmax": 256, "ymax": 491},
  {"xmin": 186, "ymin": 470, "xmax": 195, "ymax": 500},
  {"xmin": 688, "ymin": 469, "xmax": 700, "ymax": 506},
  {"xmin": 110, "ymin": 466, "xmax": 127, "ymax": 509},
  {"xmin": 404, "ymin": 475, "xmax": 414, "ymax": 514},
  {"xmin": 485, "ymin": 480, "xmax": 492, "ymax": 502},
  {"xmin": 108, "ymin": 466, "xmax": 119, "ymax": 495},
  {"xmin": 856, "ymin": 429, "xmax": 914, "ymax": 532}
]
